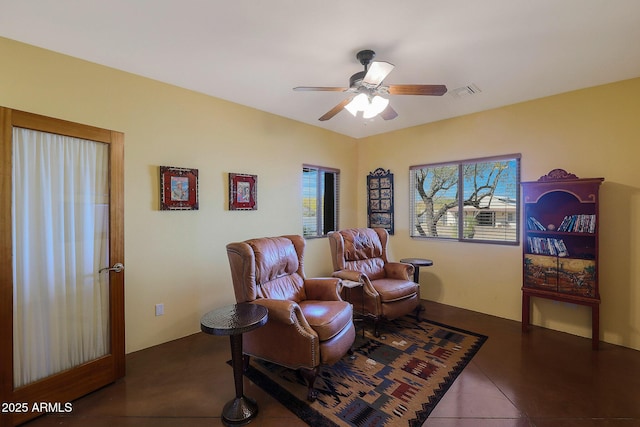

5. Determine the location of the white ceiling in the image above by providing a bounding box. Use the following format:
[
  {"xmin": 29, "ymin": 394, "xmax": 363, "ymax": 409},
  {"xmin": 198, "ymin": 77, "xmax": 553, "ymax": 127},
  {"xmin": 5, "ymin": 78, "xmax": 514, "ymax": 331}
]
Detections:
[{"xmin": 1, "ymin": 1, "xmax": 640, "ymax": 139}]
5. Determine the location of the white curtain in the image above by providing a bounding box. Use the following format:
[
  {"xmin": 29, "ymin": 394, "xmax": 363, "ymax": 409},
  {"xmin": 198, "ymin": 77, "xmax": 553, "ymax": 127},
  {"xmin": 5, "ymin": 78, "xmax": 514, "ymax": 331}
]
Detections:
[{"xmin": 12, "ymin": 127, "xmax": 110, "ymax": 387}]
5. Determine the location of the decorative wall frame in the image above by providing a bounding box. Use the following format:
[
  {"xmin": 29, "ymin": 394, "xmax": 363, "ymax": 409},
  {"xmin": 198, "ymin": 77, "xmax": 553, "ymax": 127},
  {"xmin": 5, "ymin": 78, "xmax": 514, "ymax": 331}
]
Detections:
[
  {"xmin": 229, "ymin": 173, "xmax": 257, "ymax": 210},
  {"xmin": 160, "ymin": 166, "xmax": 199, "ymax": 210},
  {"xmin": 367, "ymin": 168, "xmax": 394, "ymax": 234}
]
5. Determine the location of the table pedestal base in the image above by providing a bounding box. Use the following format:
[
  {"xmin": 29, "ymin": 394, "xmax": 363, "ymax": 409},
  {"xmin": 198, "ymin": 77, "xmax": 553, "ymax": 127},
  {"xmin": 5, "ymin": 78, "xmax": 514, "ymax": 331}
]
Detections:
[
  {"xmin": 222, "ymin": 395, "xmax": 258, "ymax": 426},
  {"xmin": 201, "ymin": 304, "xmax": 268, "ymax": 427}
]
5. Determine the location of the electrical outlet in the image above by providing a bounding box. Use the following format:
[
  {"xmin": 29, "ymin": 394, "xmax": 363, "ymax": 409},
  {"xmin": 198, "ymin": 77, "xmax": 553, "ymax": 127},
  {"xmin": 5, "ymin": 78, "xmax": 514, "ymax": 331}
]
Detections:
[{"xmin": 155, "ymin": 303, "xmax": 164, "ymax": 316}]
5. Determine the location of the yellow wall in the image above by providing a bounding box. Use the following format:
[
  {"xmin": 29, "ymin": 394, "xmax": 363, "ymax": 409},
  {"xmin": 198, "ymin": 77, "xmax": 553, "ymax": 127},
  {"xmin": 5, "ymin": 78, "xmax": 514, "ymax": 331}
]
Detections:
[
  {"xmin": 359, "ymin": 80, "xmax": 640, "ymax": 349},
  {"xmin": 2, "ymin": 36, "xmax": 639, "ymax": 352},
  {"xmin": 0, "ymin": 37, "xmax": 357, "ymax": 352}
]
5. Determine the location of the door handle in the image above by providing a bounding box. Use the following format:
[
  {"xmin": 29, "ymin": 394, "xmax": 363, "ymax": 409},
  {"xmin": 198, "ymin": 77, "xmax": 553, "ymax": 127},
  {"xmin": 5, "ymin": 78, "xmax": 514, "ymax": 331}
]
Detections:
[{"xmin": 99, "ymin": 263, "xmax": 124, "ymax": 273}]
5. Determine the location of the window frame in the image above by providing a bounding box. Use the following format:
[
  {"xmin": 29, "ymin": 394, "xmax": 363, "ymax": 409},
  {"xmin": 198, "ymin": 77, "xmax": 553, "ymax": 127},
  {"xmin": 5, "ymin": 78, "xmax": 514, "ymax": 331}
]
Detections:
[
  {"xmin": 409, "ymin": 154, "xmax": 521, "ymax": 245},
  {"xmin": 302, "ymin": 164, "xmax": 340, "ymax": 239}
]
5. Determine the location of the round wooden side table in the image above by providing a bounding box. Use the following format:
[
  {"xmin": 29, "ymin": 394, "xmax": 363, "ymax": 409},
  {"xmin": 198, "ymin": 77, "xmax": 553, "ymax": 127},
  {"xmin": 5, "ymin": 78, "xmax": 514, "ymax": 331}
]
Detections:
[
  {"xmin": 400, "ymin": 258, "xmax": 434, "ymax": 284},
  {"xmin": 200, "ymin": 303, "xmax": 268, "ymax": 426}
]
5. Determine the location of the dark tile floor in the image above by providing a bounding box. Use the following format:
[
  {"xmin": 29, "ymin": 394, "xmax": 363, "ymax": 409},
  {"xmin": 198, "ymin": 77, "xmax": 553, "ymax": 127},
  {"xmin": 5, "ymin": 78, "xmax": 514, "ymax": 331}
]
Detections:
[{"xmin": 24, "ymin": 300, "xmax": 640, "ymax": 426}]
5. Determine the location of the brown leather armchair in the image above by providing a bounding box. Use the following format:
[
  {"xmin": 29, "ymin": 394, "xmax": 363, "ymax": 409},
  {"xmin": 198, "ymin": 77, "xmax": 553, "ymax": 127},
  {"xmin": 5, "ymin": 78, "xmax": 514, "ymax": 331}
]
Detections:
[
  {"xmin": 226, "ymin": 235, "xmax": 356, "ymax": 401},
  {"xmin": 328, "ymin": 228, "xmax": 421, "ymax": 336}
]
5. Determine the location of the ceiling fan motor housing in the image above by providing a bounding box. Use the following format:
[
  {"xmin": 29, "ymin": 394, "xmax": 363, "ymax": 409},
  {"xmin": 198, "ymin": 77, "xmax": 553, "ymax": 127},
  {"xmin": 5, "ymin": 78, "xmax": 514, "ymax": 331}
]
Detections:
[{"xmin": 349, "ymin": 71, "xmax": 366, "ymax": 88}]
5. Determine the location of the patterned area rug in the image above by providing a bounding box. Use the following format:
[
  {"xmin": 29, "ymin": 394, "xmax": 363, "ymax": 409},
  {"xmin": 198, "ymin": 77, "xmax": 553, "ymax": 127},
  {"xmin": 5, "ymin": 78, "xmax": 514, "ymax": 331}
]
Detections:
[{"xmin": 242, "ymin": 316, "xmax": 487, "ymax": 426}]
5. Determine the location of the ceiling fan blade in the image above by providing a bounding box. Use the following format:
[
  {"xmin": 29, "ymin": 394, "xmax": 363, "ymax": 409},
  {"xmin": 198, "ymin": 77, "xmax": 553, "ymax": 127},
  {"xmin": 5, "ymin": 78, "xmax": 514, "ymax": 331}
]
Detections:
[
  {"xmin": 387, "ymin": 84, "xmax": 448, "ymax": 96},
  {"xmin": 363, "ymin": 61, "xmax": 395, "ymax": 86},
  {"xmin": 294, "ymin": 86, "xmax": 347, "ymax": 92},
  {"xmin": 380, "ymin": 105, "xmax": 398, "ymax": 121},
  {"xmin": 319, "ymin": 96, "xmax": 354, "ymax": 121}
]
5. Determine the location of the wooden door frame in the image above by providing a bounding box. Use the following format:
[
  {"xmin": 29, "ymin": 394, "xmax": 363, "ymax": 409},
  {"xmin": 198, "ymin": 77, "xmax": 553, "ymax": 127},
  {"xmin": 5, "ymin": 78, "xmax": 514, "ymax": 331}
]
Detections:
[{"xmin": 0, "ymin": 108, "xmax": 125, "ymax": 426}]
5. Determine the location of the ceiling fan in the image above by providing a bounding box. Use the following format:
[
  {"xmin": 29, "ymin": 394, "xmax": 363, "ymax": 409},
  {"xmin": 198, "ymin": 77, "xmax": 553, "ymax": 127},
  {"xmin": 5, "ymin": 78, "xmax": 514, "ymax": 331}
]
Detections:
[{"xmin": 294, "ymin": 49, "xmax": 447, "ymax": 121}]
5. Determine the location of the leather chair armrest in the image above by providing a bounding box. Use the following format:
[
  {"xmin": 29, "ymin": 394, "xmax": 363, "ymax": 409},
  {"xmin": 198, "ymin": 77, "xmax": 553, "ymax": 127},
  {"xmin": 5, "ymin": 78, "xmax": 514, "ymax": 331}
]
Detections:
[
  {"xmin": 304, "ymin": 277, "xmax": 342, "ymax": 301},
  {"xmin": 252, "ymin": 299, "xmax": 313, "ymax": 331},
  {"xmin": 246, "ymin": 299, "xmax": 319, "ymax": 369},
  {"xmin": 384, "ymin": 262, "xmax": 414, "ymax": 280},
  {"xmin": 332, "ymin": 269, "xmax": 364, "ymax": 282},
  {"xmin": 332, "ymin": 270, "xmax": 378, "ymax": 298}
]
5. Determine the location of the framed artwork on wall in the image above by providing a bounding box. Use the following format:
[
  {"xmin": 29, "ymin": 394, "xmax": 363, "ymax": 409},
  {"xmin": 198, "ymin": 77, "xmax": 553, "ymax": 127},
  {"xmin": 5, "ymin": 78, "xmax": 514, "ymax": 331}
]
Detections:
[
  {"xmin": 367, "ymin": 167, "xmax": 394, "ymax": 234},
  {"xmin": 229, "ymin": 173, "xmax": 257, "ymax": 210},
  {"xmin": 160, "ymin": 166, "xmax": 199, "ymax": 210}
]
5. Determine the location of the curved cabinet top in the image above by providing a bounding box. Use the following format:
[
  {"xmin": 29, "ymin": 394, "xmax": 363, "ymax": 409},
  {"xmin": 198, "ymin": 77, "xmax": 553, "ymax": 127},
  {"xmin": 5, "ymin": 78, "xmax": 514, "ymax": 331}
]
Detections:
[{"xmin": 522, "ymin": 169, "xmax": 603, "ymax": 204}]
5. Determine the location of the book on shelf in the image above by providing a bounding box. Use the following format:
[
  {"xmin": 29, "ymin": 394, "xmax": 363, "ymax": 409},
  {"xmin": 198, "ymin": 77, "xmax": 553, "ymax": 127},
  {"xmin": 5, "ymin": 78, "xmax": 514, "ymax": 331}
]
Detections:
[
  {"xmin": 557, "ymin": 214, "xmax": 596, "ymax": 233},
  {"xmin": 527, "ymin": 216, "xmax": 546, "ymax": 231},
  {"xmin": 527, "ymin": 236, "xmax": 569, "ymax": 257}
]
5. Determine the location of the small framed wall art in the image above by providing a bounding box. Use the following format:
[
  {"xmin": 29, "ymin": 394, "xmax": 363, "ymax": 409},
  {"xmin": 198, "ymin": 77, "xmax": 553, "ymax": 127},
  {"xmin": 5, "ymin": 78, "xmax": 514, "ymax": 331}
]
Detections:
[
  {"xmin": 229, "ymin": 173, "xmax": 257, "ymax": 210},
  {"xmin": 367, "ymin": 167, "xmax": 394, "ymax": 234},
  {"xmin": 160, "ymin": 166, "xmax": 199, "ymax": 210}
]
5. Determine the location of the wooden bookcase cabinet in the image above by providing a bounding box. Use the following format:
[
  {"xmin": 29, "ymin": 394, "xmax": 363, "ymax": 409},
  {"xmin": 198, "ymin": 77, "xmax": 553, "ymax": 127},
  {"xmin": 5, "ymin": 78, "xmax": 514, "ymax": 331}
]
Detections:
[{"xmin": 521, "ymin": 169, "xmax": 604, "ymax": 349}]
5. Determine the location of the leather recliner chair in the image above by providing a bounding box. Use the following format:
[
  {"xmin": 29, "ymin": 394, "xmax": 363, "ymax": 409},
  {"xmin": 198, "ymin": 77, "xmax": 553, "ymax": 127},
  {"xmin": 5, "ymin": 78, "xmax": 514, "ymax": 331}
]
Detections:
[
  {"xmin": 328, "ymin": 227, "xmax": 421, "ymax": 336},
  {"xmin": 226, "ymin": 235, "xmax": 356, "ymax": 401}
]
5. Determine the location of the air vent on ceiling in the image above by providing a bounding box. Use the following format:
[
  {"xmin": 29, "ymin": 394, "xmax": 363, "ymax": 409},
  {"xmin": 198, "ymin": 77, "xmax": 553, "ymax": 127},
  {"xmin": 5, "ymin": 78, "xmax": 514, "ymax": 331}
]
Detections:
[{"xmin": 449, "ymin": 84, "xmax": 481, "ymax": 99}]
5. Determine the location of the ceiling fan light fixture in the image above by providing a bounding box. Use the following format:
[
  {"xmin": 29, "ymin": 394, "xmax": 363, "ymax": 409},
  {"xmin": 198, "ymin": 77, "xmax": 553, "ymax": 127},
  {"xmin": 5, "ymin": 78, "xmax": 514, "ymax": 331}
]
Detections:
[
  {"xmin": 345, "ymin": 93, "xmax": 389, "ymax": 118},
  {"xmin": 344, "ymin": 93, "xmax": 369, "ymax": 116},
  {"xmin": 364, "ymin": 95, "xmax": 389, "ymax": 118}
]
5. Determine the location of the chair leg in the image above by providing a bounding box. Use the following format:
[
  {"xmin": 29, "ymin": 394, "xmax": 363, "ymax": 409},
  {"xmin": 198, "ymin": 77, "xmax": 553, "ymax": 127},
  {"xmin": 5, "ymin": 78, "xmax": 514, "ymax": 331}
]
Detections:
[
  {"xmin": 415, "ymin": 303, "xmax": 424, "ymax": 322},
  {"xmin": 373, "ymin": 318, "xmax": 381, "ymax": 338},
  {"xmin": 300, "ymin": 366, "xmax": 320, "ymax": 402}
]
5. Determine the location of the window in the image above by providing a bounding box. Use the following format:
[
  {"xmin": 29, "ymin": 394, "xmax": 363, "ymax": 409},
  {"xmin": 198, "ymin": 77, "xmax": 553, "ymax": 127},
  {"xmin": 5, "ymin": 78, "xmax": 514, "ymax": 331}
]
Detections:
[
  {"xmin": 302, "ymin": 165, "xmax": 340, "ymax": 238},
  {"xmin": 476, "ymin": 211, "xmax": 496, "ymax": 227},
  {"xmin": 409, "ymin": 154, "xmax": 520, "ymax": 244}
]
